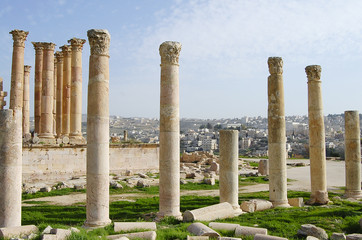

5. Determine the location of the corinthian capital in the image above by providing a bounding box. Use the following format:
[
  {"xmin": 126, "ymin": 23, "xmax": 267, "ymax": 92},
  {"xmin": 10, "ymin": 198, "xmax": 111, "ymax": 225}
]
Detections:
[
  {"xmin": 305, "ymin": 65, "xmax": 321, "ymax": 82},
  {"xmin": 42, "ymin": 42, "xmax": 56, "ymax": 51},
  {"xmin": 32, "ymin": 42, "xmax": 44, "ymax": 52},
  {"xmin": 268, "ymin": 57, "xmax": 283, "ymax": 75},
  {"xmin": 55, "ymin": 51, "xmax": 63, "ymax": 63},
  {"xmin": 60, "ymin": 45, "xmax": 72, "ymax": 57},
  {"xmin": 159, "ymin": 41, "xmax": 182, "ymax": 65},
  {"xmin": 87, "ymin": 29, "xmax": 110, "ymax": 56},
  {"xmin": 24, "ymin": 65, "xmax": 31, "ymax": 73},
  {"xmin": 68, "ymin": 38, "xmax": 86, "ymax": 52},
  {"xmin": 10, "ymin": 29, "xmax": 29, "ymax": 47}
]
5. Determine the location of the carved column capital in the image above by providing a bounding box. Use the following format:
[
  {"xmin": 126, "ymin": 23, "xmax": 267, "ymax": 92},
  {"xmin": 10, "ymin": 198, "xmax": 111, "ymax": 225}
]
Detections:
[
  {"xmin": 68, "ymin": 38, "xmax": 86, "ymax": 52},
  {"xmin": 60, "ymin": 45, "xmax": 72, "ymax": 57},
  {"xmin": 268, "ymin": 57, "xmax": 283, "ymax": 75},
  {"xmin": 87, "ymin": 29, "xmax": 110, "ymax": 56},
  {"xmin": 32, "ymin": 42, "xmax": 44, "ymax": 53},
  {"xmin": 9, "ymin": 29, "xmax": 29, "ymax": 47},
  {"xmin": 159, "ymin": 41, "xmax": 182, "ymax": 65},
  {"xmin": 55, "ymin": 51, "xmax": 63, "ymax": 63},
  {"xmin": 24, "ymin": 65, "xmax": 31, "ymax": 73},
  {"xmin": 305, "ymin": 65, "xmax": 321, "ymax": 82},
  {"xmin": 42, "ymin": 42, "xmax": 56, "ymax": 51}
]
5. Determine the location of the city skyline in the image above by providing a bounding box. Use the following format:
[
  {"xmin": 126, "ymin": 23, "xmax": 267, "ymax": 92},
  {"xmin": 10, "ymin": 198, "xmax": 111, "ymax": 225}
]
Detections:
[{"xmin": 1, "ymin": 0, "xmax": 362, "ymax": 118}]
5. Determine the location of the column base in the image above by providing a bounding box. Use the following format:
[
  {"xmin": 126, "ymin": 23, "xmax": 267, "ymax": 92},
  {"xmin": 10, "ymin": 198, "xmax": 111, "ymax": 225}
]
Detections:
[
  {"xmin": 271, "ymin": 201, "xmax": 290, "ymax": 208},
  {"xmin": 155, "ymin": 211, "xmax": 182, "ymax": 222},
  {"xmin": 344, "ymin": 190, "xmax": 362, "ymax": 199},
  {"xmin": 83, "ymin": 219, "xmax": 112, "ymax": 229},
  {"xmin": 232, "ymin": 206, "xmax": 244, "ymax": 216},
  {"xmin": 69, "ymin": 135, "xmax": 86, "ymax": 145},
  {"xmin": 37, "ymin": 137, "xmax": 56, "ymax": 145},
  {"xmin": 307, "ymin": 191, "xmax": 329, "ymax": 205}
]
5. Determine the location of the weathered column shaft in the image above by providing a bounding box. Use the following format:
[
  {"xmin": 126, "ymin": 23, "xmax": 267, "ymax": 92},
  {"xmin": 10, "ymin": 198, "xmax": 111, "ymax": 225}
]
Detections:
[
  {"xmin": 344, "ymin": 110, "xmax": 362, "ymax": 198},
  {"xmin": 158, "ymin": 41, "xmax": 182, "ymax": 218},
  {"xmin": 55, "ymin": 52, "xmax": 63, "ymax": 137},
  {"xmin": 267, "ymin": 57, "xmax": 289, "ymax": 207},
  {"xmin": 39, "ymin": 43, "xmax": 56, "ymax": 140},
  {"xmin": 85, "ymin": 29, "xmax": 111, "ymax": 228},
  {"xmin": 9, "ymin": 30, "xmax": 28, "ymax": 110},
  {"xmin": 219, "ymin": 130, "xmax": 242, "ymax": 212},
  {"xmin": 69, "ymin": 38, "xmax": 86, "ymax": 143},
  {"xmin": 306, "ymin": 65, "xmax": 329, "ymax": 204},
  {"xmin": 0, "ymin": 109, "xmax": 22, "ymax": 227},
  {"xmin": 32, "ymin": 42, "xmax": 43, "ymax": 133},
  {"xmin": 61, "ymin": 45, "xmax": 72, "ymax": 136},
  {"xmin": 53, "ymin": 57, "xmax": 57, "ymax": 135},
  {"xmin": 22, "ymin": 65, "xmax": 31, "ymax": 136}
]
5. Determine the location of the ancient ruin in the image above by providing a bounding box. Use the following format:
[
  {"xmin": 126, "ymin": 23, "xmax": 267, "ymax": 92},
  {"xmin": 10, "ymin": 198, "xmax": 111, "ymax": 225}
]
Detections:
[
  {"xmin": 22, "ymin": 65, "xmax": 31, "ymax": 139},
  {"xmin": 60, "ymin": 45, "xmax": 72, "ymax": 138},
  {"xmin": 267, "ymin": 57, "xmax": 289, "ymax": 207},
  {"xmin": 55, "ymin": 51, "xmax": 63, "ymax": 137},
  {"xmin": 31, "ymin": 42, "xmax": 43, "ymax": 134}
]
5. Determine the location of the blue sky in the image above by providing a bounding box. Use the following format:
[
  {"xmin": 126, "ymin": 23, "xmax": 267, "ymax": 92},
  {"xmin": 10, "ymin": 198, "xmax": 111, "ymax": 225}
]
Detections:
[{"xmin": 1, "ymin": 0, "xmax": 362, "ymax": 118}]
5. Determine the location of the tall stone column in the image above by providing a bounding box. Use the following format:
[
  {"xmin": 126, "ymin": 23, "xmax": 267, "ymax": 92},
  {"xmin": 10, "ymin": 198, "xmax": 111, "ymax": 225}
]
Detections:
[
  {"xmin": 22, "ymin": 65, "xmax": 31, "ymax": 138},
  {"xmin": 60, "ymin": 45, "xmax": 72, "ymax": 138},
  {"xmin": 55, "ymin": 51, "xmax": 63, "ymax": 137},
  {"xmin": 0, "ymin": 109, "xmax": 22, "ymax": 227},
  {"xmin": 267, "ymin": 57, "xmax": 289, "ymax": 207},
  {"xmin": 219, "ymin": 130, "xmax": 243, "ymax": 214},
  {"xmin": 84, "ymin": 29, "xmax": 111, "ymax": 228},
  {"xmin": 32, "ymin": 42, "xmax": 43, "ymax": 134},
  {"xmin": 9, "ymin": 30, "xmax": 28, "ymax": 110},
  {"xmin": 53, "ymin": 57, "xmax": 57, "ymax": 136},
  {"xmin": 344, "ymin": 110, "xmax": 362, "ymax": 199},
  {"xmin": 38, "ymin": 42, "xmax": 56, "ymax": 143},
  {"xmin": 68, "ymin": 38, "xmax": 86, "ymax": 144},
  {"xmin": 306, "ymin": 65, "xmax": 329, "ymax": 204},
  {"xmin": 158, "ymin": 41, "xmax": 182, "ymax": 219}
]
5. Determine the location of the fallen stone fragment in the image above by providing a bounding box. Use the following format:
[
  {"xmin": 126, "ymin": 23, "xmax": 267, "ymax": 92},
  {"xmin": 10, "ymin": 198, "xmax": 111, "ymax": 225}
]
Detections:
[
  {"xmin": 331, "ymin": 233, "xmax": 346, "ymax": 240},
  {"xmin": 114, "ymin": 222, "xmax": 157, "ymax": 232},
  {"xmin": 42, "ymin": 226, "xmax": 53, "ymax": 235},
  {"xmin": 69, "ymin": 227, "xmax": 80, "ymax": 233},
  {"xmin": 234, "ymin": 225, "xmax": 267, "ymax": 237},
  {"xmin": 306, "ymin": 236, "xmax": 319, "ymax": 240},
  {"xmin": 40, "ymin": 187, "xmax": 52, "ymax": 192},
  {"xmin": 241, "ymin": 199, "xmax": 273, "ymax": 213},
  {"xmin": 208, "ymin": 222, "xmax": 239, "ymax": 231},
  {"xmin": 297, "ymin": 224, "xmax": 328, "ymax": 240},
  {"xmin": 346, "ymin": 234, "xmax": 362, "ymax": 240},
  {"xmin": 107, "ymin": 231, "xmax": 156, "ymax": 240},
  {"xmin": 254, "ymin": 234, "xmax": 288, "ymax": 240},
  {"xmin": 42, "ymin": 234, "xmax": 57, "ymax": 240},
  {"xmin": 183, "ymin": 202, "xmax": 237, "ymax": 222},
  {"xmin": 210, "ymin": 162, "xmax": 219, "ymax": 172},
  {"xmin": 187, "ymin": 236, "xmax": 209, "ymax": 240},
  {"xmin": 288, "ymin": 198, "xmax": 304, "ymax": 207},
  {"xmin": 218, "ymin": 237, "xmax": 242, "ymax": 240},
  {"xmin": 49, "ymin": 228, "xmax": 71, "ymax": 240},
  {"xmin": 27, "ymin": 232, "xmax": 38, "ymax": 239},
  {"xmin": 204, "ymin": 178, "xmax": 215, "ymax": 185},
  {"xmin": 187, "ymin": 222, "xmax": 219, "ymax": 237},
  {"xmin": 0, "ymin": 225, "xmax": 38, "ymax": 239}
]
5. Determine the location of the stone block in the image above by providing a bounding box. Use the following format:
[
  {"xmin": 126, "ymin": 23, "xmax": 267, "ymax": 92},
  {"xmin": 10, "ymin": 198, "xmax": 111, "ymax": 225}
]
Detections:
[
  {"xmin": 218, "ymin": 237, "xmax": 242, "ymax": 240},
  {"xmin": 42, "ymin": 226, "xmax": 53, "ymax": 234},
  {"xmin": 210, "ymin": 162, "xmax": 219, "ymax": 172},
  {"xmin": 187, "ymin": 236, "xmax": 209, "ymax": 240},
  {"xmin": 0, "ymin": 225, "xmax": 38, "ymax": 239},
  {"xmin": 331, "ymin": 233, "xmax": 346, "ymax": 240},
  {"xmin": 187, "ymin": 222, "xmax": 219, "ymax": 237},
  {"xmin": 42, "ymin": 234, "xmax": 57, "ymax": 240},
  {"xmin": 114, "ymin": 222, "xmax": 157, "ymax": 232},
  {"xmin": 258, "ymin": 159, "xmax": 269, "ymax": 175},
  {"xmin": 241, "ymin": 199, "xmax": 273, "ymax": 213},
  {"xmin": 49, "ymin": 228, "xmax": 71, "ymax": 240},
  {"xmin": 288, "ymin": 197, "xmax": 304, "ymax": 207},
  {"xmin": 208, "ymin": 222, "xmax": 239, "ymax": 231},
  {"xmin": 254, "ymin": 234, "xmax": 288, "ymax": 240},
  {"xmin": 306, "ymin": 236, "xmax": 319, "ymax": 240},
  {"xmin": 183, "ymin": 202, "xmax": 236, "ymax": 222},
  {"xmin": 107, "ymin": 231, "xmax": 156, "ymax": 240},
  {"xmin": 297, "ymin": 224, "xmax": 328, "ymax": 240},
  {"xmin": 204, "ymin": 178, "xmax": 215, "ymax": 185},
  {"xmin": 346, "ymin": 234, "xmax": 362, "ymax": 240},
  {"xmin": 234, "ymin": 225, "xmax": 267, "ymax": 237}
]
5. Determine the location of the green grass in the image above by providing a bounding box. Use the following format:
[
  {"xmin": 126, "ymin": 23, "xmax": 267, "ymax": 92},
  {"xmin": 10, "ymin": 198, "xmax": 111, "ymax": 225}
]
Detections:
[
  {"xmin": 22, "ymin": 188, "xmax": 86, "ymax": 200},
  {"xmin": 248, "ymin": 161, "xmax": 259, "ymax": 167}
]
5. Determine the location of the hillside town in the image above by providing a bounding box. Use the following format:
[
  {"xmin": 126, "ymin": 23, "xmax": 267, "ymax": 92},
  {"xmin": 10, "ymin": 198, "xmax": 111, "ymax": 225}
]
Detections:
[{"xmin": 107, "ymin": 114, "xmax": 351, "ymax": 159}]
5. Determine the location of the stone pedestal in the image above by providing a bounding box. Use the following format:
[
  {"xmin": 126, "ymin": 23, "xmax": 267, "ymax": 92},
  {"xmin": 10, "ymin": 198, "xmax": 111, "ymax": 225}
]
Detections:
[
  {"xmin": 55, "ymin": 51, "xmax": 63, "ymax": 137},
  {"xmin": 0, "ymin": 109, "xmax": 22, "ymax": 227},
  {"xmin": 22, "ymin": 65, "xmax": 31, "ymax": 138},
  {"xmin": 219, "ymin": 130, "xmax": 242, "ymax": 214},
  {"xmin": 158, "ymin": 41, "xmax": 182, "ymax": 219},
  {"xmin": 267, "ymin": 57, "xmax": 289, "ymax": 207},
  {"xmin": 60, "ymin": 45, "xmax": 71, "ymax": 138},
  {"xmin": 38, "ymin": 43, "xmax": 56, "ymax": 144},
  {"xmin": 84, "ymin": 29, "xmax": 111, "ymax": 228},
  {"xmin": 306, "ymin": 65, "xmax": 329, "ymax": 204},
  {"xmin": 344, "ymin": 110, "xmax": 362, "ymax": 199},
  {"xmin": 9, "ymin": 30, "xmax": 28, "ymax": 111},
  {"xmin": 32, "ymin": 42, "xmax": 43, "ymax": 134},
  {"xmin": 68, "ymin": 38, "xmax": 86, "ymax": 144}
]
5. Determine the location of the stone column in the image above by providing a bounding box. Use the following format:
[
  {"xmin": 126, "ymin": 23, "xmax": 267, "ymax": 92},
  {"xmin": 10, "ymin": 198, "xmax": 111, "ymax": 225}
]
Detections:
[
  {"xmin": 306, "ymin": 65, "xmax": 329, "ymax": 204},
  {"xmin": 158, "ymin": 41, "xmax": 182, "ymax": 219},
  {"xmin": 38, "ymin": 42, "xmax": 56, "ymax": 143},
  {"xmin": 0, "ymin": 78, "xmax": 7, "ymax": 109},
  {"xmin": 344, "ymin": 110, "xmax": 362, "ymax": 199},
  {"xmin": 267, "ymin": 57, "xmax": 289, "ymax": 207},
  {"xmin": 22, "ymin": 65, "xmax": 31, "ymax": 138},
  {"xmin": 84, "ymin": 29, "xmax": 111, "ymax": 228},
  {"xmin": 124, "ymin": 130, "xmax": 128, "ymax": 142},
  {"xmin": 0, "ymin": 109, "xmax": 22, "ymax": 227},
  {"xmin": 60, "ymin": 45, "xmax": 72, "ymax": 138},
  {"xmin": 219, "ymin": 130, "xmax": 242, "ymax": 214},
  {"xmin": 55, "ymin": 51, "xmax": 63, "ymax": 137},
  {"xmin": 32, "ymin": 42, "xmax": 43, "ymax": 134},
  {"xmin": 9, "ymin": 30, "xmax": 28, "ymax": 110},
  {"xmin": 53, "ymin": 57, "xmax": 57, "ymax": 136},
  {"xmin": 68, "ymin": 38, "xmax": 86, "ymax": 144}
]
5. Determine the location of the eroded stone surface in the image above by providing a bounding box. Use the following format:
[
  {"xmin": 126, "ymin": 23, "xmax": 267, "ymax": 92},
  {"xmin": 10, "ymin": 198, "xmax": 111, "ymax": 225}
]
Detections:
[{"xmin": 187, "ymin": 222, "xmax": 219, "ymax": 237}]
